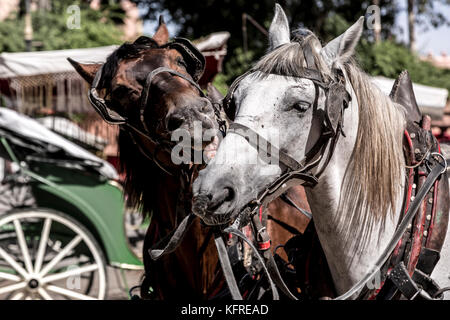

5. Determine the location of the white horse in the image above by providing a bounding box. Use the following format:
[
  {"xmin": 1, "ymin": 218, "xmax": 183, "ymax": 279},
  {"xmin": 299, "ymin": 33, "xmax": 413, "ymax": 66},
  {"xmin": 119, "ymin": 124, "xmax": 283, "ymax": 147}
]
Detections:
[{"xmin": 192, "ymin": 5, "xmax": 450, "ymax": 299}]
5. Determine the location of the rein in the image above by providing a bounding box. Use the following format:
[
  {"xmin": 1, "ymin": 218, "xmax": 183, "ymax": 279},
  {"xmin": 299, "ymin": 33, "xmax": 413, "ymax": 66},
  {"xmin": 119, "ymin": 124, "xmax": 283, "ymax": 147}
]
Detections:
[
  {"xmin": 337, "ymin": 156, "xmax": 448, "ymax": 299},
  {"xmin": 224, "ymin": 63, "xmax": 350, "ymax": 225},
  {"xmin": 217, "ymin": 62, "xmax": 450, "ymax": 300},
  {"xmin": 89, "ymin": 65, "xmax": 206, "ymax": 176}
]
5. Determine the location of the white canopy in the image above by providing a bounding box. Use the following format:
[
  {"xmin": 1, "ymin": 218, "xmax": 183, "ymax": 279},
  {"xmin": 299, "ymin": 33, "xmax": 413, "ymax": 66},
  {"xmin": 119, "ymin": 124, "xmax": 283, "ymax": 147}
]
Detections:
[
  {"xmin": 37, "ymin": 116, "xmax": 108, "ymax": 150},
  {"xmin": 0, "ymin": 107, "xmax": 118, "ymax": 180},
  {"xmin": 194, "ymin": 32, "xmax": 230, "ymax": 52},
  {"xmin": 371, "ymin": 76, "xmax": 448, "ymax": 112},
  {"xmin": 0, "ymin": 46, "xmax": 118, "ymax": 79},
  {"xmin": 0, "ymin": 33, "xmax": 230, "ymax": 79}
]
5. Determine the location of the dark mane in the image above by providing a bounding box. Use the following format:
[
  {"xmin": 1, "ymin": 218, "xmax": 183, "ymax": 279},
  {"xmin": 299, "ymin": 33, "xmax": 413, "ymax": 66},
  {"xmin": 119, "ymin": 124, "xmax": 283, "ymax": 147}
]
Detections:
[
  {"xmin": 118, "ymin": 130, "xmax": 161, "ymax": 217},
  {"xmin": 99, "ymin": 36, "xmax": 158, "ymax": 91}
]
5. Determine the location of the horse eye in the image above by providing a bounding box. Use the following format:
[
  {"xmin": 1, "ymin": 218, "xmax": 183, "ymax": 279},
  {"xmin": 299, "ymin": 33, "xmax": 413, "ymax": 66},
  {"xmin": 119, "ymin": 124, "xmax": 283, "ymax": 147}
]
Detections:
[
  {"xmin": 177, "ymin": 57, "xmax": 187, "ymax": 68},
  {"xmin": 292, "ymin": 101, "xmax": 310, "ymax": 112}
]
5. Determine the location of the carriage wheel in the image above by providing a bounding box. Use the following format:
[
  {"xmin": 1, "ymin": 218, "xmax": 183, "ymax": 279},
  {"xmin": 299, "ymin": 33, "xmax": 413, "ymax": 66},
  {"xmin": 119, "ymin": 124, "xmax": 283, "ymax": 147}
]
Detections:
[{"xmin": 0, "ymin": 208, "xmax": 107, "ymax": 300}]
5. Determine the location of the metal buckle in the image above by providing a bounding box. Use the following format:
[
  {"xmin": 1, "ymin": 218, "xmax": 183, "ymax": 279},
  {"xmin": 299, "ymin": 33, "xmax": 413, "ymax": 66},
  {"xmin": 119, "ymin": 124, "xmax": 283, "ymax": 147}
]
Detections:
[{"xmin": 427, "ymin": 152, "xmax": 448, "ymax": 174}]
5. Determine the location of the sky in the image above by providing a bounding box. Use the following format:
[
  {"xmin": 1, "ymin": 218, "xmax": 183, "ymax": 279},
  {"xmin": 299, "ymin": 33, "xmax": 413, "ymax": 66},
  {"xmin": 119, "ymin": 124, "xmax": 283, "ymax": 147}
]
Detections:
[
  {"xmin": 395, "ymin": 0, "xmax": 450, "ymax": 56},
  {"xmin": 140, "ymin": 0, "xmax": 450, "ymax": 56}
]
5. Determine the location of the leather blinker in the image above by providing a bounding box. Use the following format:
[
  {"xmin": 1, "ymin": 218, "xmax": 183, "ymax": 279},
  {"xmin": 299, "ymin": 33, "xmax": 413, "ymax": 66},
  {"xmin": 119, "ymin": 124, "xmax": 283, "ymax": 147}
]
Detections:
[
  {"xmin": 88, "ymin": 38, "xmax": 205, "ymax": 125},
  {"xmin": 167, "ymin": 37, "xmax": 205, "ymax": 82},
  {"xmin": 325, "ymin": 82, "xmax": 351, "ymax": 135}
]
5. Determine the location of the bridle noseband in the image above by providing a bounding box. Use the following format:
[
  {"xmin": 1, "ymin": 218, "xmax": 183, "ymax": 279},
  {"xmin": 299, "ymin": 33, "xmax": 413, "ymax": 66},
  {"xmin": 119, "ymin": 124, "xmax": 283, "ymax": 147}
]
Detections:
[
  {"xmin": 223, "ymin": 63, "xmax": 351, "ymax": 218},
  {"xmin": 88, "ymin": 38, "xmax": 209, "ymax": 175}
]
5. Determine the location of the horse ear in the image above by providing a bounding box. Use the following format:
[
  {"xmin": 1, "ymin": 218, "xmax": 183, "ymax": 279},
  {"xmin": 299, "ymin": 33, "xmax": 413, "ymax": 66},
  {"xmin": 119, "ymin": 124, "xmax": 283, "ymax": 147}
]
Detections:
[
  {"xmin": 153, "ymin": 15, "xmax": 169, "ymax": 45},
  {"xmin": 320, "ymin": 16, "xmax": 364, "ymax": 67},
  {"xmin": 67, "ymin": 58, "xmax": 102, "ymax": 85},
  {"xmin": 268, "ymin": 4, "xmax": 290, "ymax": 51}
]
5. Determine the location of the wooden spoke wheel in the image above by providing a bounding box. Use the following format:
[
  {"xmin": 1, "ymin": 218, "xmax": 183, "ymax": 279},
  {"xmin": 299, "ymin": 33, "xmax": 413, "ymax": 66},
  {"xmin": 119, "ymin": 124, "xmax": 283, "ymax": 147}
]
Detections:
[{"xmin": 0, "ymin": 208, "xmax": 107, "ymax": 300}]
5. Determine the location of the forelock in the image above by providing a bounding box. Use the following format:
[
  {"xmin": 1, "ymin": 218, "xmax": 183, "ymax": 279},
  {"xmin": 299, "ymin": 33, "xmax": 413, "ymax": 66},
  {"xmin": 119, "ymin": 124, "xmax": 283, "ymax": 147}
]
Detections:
[{"xmin": 253, "ymin": 29, "xmax": 330, "ymax": 80}]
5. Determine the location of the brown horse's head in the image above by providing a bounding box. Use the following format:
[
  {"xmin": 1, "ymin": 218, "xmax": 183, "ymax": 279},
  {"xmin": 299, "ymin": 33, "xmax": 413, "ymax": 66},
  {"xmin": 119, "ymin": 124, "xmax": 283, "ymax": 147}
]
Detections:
[{"xmin": 69, "ymin": 19, "xmax": 218, "ymax": 150}]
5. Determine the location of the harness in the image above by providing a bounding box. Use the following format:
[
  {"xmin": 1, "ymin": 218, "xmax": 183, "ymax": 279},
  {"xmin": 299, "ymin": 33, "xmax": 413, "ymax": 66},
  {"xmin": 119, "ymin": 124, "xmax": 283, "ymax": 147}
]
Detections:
[
  {"xmin": 86, "ymin": 37, "xmax": 232, "ymax": 299},
  {"xmin": 361, "ymin": 71, "xmax": 450, "ymax": 300},
  {"xmin": 223, "ymin": 49, "xmax": 351, "ymax": 218},
  {"xmin": 88, "ymin": 37, "xmax": 209, "ymax": 176},
  {"xmin": 89, "ymin": 38, "xmax": 450, "ymax": 300},
  {"xmin": 217, "ymin": 59, "xmax": 449, "ymax": 300},
  {"xmin": 210, "ymin": 51, "xmax": 352, "ymax": 300}
]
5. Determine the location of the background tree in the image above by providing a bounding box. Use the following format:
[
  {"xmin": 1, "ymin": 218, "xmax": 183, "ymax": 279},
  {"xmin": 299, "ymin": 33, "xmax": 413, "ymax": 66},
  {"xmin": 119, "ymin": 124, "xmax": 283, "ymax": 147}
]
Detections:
[
  {"xmin": 407, "ymin": 0, "xmax": 450, "ymax": 52},
  {"xmin": 0, "ymin": 0, "xmax": 124, "ymax": 52},
  {"xmin": 133, "ymin": 0, "xmax": 399, "ymax": 83}
]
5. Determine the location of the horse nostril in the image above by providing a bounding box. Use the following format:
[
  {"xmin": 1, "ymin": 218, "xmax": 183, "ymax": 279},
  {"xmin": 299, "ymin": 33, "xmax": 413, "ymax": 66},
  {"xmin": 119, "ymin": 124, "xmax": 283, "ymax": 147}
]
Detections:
[
  {"xmin": 208, "ymin": 187, "xmax": 235, "ymax": 211},
  {"xmin": 167, "ymin": 115, "xmax": 184, "ymax": 132},
  {"xmin": 224, "ymin": 187, "xmax": 234, "ymax": 202}
]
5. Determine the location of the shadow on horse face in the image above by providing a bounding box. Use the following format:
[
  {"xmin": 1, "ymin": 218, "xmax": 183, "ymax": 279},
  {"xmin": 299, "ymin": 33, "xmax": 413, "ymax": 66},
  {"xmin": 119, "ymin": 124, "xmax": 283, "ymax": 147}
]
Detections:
[
  {"xmin": 69, "ymin": 40, "xmax": 218, "ymax": 151},
  {"xmin": 112, "ymin": 48, "xmax": 217, "ymax": 146}
]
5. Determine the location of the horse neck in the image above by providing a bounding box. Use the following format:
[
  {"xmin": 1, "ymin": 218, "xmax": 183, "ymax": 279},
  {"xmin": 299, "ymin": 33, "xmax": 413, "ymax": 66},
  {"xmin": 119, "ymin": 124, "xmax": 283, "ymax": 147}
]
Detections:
[
  {"xmin": 152, "ymin": 170, "xmax": 184, "ymax": 232},
  {"xmin": 304, "ymin": 79, "xmax": 405, "ymax": 295},
  {"xmin": 150, "ymin": 165, "xmax": 221, "ymax": 298}
]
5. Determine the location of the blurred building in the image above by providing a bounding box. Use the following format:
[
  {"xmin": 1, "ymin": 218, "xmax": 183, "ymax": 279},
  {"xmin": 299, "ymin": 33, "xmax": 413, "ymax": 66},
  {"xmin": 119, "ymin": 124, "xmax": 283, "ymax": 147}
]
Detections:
[
  {"xmin": 419, "ymin": 52, "xmax": 450, "ymax": 141},
  {"xmin": 0, "ymin": 0, "xmax": 20, "ymax": 21},
  {"xmin": 421, "ymin": 52, "xmax": 450, "ymax": 70}
]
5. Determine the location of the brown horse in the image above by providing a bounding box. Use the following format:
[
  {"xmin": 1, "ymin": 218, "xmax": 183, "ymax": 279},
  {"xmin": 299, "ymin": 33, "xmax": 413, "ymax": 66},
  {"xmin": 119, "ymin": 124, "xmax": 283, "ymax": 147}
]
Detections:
[{"xmin": 70, "ymin": 19, "xmax": 312, "ymax": 300}]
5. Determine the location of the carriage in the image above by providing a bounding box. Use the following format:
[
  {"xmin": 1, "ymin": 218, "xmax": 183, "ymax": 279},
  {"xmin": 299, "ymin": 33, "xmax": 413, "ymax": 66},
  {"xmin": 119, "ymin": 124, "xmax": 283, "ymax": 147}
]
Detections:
[{"xmin": 0, "ymin": 107, "xmax": 143, "ymax": 300}]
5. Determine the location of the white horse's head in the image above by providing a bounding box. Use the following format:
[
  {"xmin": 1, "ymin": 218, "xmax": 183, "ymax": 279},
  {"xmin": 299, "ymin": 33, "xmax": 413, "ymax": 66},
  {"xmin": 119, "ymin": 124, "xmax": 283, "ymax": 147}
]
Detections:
[{"xmin": 192, "ymin": 5, "xmax": 404, "ymax": 231}]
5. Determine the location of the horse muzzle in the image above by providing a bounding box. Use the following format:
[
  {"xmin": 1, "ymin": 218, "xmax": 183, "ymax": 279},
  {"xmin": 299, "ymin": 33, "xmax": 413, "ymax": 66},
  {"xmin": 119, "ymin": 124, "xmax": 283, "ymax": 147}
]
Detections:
[{"xmin": 192, "ymin": 186, "xmax": 237, "ymax": 226}]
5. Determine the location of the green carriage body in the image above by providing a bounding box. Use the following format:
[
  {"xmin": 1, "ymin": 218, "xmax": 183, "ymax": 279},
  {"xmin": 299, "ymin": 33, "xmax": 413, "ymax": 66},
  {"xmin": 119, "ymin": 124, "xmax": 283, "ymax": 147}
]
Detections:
[{"xmin": 1, "ymin": 136, "xmax": 143, "ymax": 270}]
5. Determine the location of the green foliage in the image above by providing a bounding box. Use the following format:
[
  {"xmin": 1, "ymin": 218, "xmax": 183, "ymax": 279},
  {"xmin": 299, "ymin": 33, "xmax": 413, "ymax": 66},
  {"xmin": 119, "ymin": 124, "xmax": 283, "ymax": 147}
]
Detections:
[
  {"xmin": 211, "ymin": 73, "xmax": 228, "ymax": 97},
  {"xmin": 134, "ymin": 0, "xmax": 399, "ymax": 86},
  {"xmin": 356, "ymin": 40, "xmax": 450, "ymax": 92},
  {"xmin": 321, "ymin": 13, "xmax": 351, "ymax": 43},
  {"xmin": 0, "ymin": 1, "xmax": 124, "ymax": 53},
  {"xmin": 0, "ymin": 18, "xmax": 26, "ymax": 52},
  {"xmin": 223, "ymin": 47, "xmax": 256, "ymax": 84},
  {"xmin": 32, "ymin": 9, "xmax": 123, "ymax": 50}
]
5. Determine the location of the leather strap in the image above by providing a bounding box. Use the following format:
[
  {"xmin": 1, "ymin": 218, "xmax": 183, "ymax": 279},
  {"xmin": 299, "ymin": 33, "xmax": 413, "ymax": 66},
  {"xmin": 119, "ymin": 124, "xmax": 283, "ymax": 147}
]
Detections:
[
  {"xmin": 139, "ymin": 67, "xmax": 205, "ymax": 132},
  {"xmin": 279, "ymin": 193, "xmax": 312, "ymax": 219},
  {"xmin": 149, "ymin": 213, "xmax": 196, "ymax": 260},
  {"xmin": 227, "ymin": 122, "xmax": 305, "ymax": 172},
  {"xmin": 412, "ymin": 268, "xmax": 442, "ymax": 298},
  {"xmin": 214, "ymin": 233, "xmax": 243, "ymax": 300},
  {"xmin": 416, "ymin": 247, "xmax": 440, "ymax": 274},
  {"xmin": 251, "ymin": 213, "xmax": 299, "ymax": 300},
  {"xmin": 336, "ymin": 158, "xmax": 448, "ymax": 299},
  {"xmin": 224, "ymin": 226, "xmax": 280, "ymax": 300},
  {"xmin": 388, "ymin": 262, "xmax": 420, "ymax": 299}
]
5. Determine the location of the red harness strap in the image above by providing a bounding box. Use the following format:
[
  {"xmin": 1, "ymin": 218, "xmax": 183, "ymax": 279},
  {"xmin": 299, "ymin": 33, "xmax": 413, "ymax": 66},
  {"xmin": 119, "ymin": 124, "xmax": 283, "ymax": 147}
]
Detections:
[
  {"xmin": 257, "ymin": 206, "xmax": 271, "ymax": 250},
  {"xmin": 367, "ymin": 119, "xmax": 448, "ymax": 300}
]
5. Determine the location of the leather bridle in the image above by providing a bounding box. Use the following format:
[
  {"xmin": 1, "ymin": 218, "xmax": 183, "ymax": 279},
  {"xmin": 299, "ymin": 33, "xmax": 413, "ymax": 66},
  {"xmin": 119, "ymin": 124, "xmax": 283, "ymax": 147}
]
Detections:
[
  {"xmin": 224, "ymin": 64, "xmax": 351, "ymax": 221},
  {"xmin": 221, "ymin": 62, "xmax": 450, "ymax": 301},
  {"xmin": 88, "ymin": 38, "xmax": 208, "ymax": 176}
]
